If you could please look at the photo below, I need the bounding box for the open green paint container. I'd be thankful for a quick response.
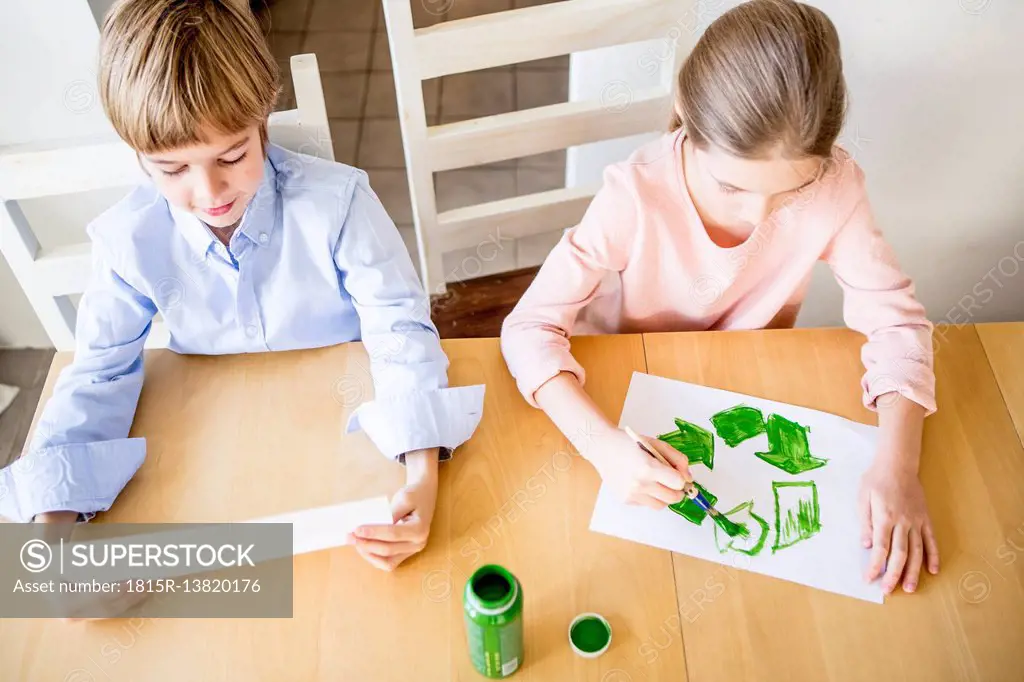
[568,613,612,658]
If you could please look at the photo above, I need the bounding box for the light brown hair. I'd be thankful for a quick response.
[98,0,279,154]
[671,0,846,159]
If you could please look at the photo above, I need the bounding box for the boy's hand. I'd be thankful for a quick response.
[859,458,939,594]
[34,512,149,620]
[55,580,149,622]
[350,449,439,571]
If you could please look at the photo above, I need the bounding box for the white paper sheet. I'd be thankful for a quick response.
[590,372,884,603]
[58,496,395,583]
[247,495,394,556]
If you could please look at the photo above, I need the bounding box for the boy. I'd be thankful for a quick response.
[0,0,483,572]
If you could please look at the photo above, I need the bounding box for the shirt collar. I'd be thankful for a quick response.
[169,154,278,258]
[235,154,278,248]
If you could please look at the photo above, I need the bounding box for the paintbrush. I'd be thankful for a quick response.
[623,426,747,538]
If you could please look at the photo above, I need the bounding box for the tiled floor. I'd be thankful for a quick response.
[259,0,568,286]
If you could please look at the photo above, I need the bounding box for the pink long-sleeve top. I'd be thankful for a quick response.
[501,132,936,414]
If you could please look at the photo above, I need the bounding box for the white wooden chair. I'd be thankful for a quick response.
[0,54,332,352]
[382,0,694,295]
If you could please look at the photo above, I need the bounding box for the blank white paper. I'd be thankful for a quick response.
[248,495,394,556]
[589,372,884,604]
[57,496,396,583]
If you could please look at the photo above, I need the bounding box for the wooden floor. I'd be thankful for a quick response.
[0,349,55,468]
[431,266,539,339]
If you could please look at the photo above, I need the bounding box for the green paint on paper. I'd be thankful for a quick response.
[710,405,766,447]
[712,512,748,539]
[570,616,611,653]
[714,501,770,556]
[668,482,717,525]
[772,481,822,552]
[755,414,827,475]
[658,418,715,470]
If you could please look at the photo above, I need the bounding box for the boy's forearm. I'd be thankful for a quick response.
[405,448,440,483]
[533,372,615,462]
[34,510,80,523]
[873,392,926,474]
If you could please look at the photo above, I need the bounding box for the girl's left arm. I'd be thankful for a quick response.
[823,172,939,595]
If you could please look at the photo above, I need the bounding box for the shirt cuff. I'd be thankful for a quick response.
[514,352,586,409]
[345,385,485,461]
[862,370,937,416]
[0,438,146,523]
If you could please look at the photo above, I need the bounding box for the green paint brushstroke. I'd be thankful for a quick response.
[668,482,717,525]
[667,483,746,539]
[713,512,748,538]
[710,405,766,447]
[658,418,715,470]
[713,501,770,556]
[772,481,822,552]
[755,414,827,475]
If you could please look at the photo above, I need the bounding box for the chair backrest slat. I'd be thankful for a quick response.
[427,89,673,172]
[436,185,599,253]
[383,0,692,292]
[415,0,684,80]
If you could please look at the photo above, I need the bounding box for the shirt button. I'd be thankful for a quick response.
[245,324,258,338]
[258,232,269,245]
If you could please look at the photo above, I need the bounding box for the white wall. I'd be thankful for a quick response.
[569,0,1024,329]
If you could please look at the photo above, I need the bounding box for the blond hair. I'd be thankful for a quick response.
[98,0,279,154]
[671,0,846,159]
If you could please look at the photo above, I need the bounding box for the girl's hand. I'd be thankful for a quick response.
[859,459,939,594]
[531,373,690,508]
[350,449,439,571]
[590,429,692,509]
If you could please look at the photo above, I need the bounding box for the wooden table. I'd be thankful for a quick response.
[976,322,1024,443]
[1,325,1022,681]
[644,325,1024,682]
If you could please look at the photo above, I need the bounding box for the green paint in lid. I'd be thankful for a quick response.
[568,613,612,658]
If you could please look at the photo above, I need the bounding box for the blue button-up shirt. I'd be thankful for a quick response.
[0,145,485,523]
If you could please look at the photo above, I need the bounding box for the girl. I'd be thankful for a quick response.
[0,0,484,573]
[501,0,938,595]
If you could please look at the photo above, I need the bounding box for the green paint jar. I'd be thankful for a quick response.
[463,564,523,678]
[568,613,612,658]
